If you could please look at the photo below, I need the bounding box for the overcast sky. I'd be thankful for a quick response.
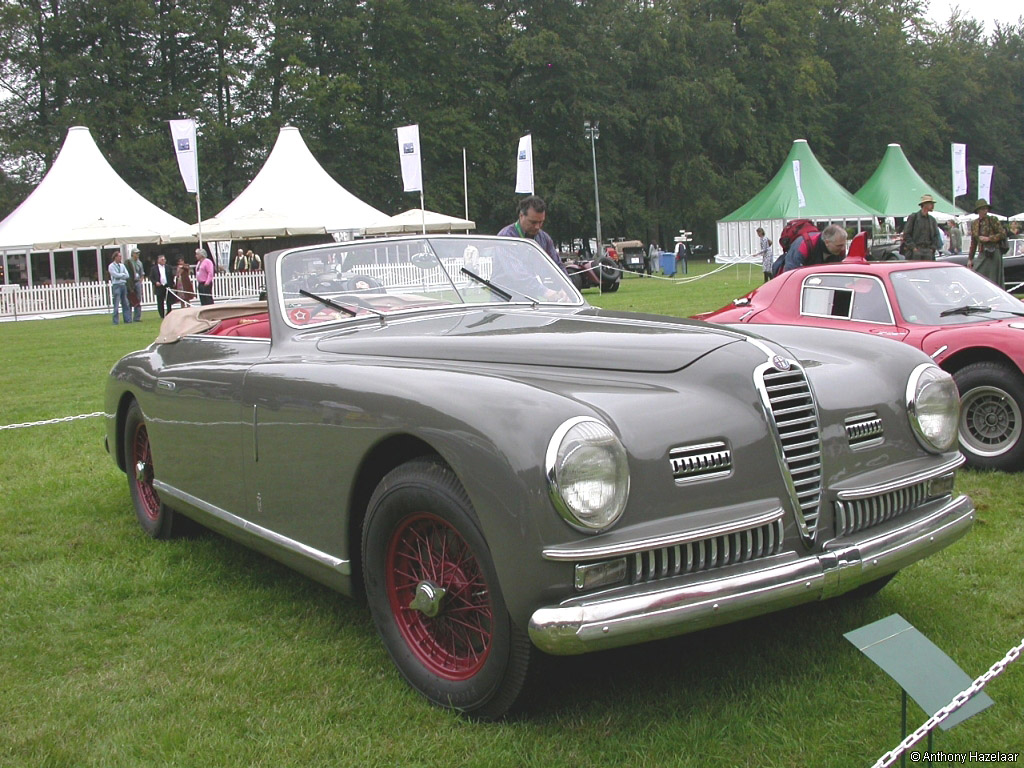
[924,0,1023,32]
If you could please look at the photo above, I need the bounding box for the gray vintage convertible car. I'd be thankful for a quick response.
[105,235,975,718]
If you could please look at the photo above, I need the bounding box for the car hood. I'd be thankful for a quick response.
[919,316,1024,353]
[314,307,742,373]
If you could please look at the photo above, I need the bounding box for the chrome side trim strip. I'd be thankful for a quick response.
[542,507,785,561]
[835,455,963,501]
[153,480,350,574]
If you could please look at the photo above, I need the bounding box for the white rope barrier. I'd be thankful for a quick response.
[573,259,744,286]
[0,412,105,431]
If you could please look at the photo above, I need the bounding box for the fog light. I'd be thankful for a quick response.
[926,472,956,498]
[574,558,628,591]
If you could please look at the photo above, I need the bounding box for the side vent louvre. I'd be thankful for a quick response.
[669,441,731,483]
[845,413,884,449]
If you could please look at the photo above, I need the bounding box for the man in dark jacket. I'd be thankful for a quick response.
[901,194,942,260]
[780,225,847,273]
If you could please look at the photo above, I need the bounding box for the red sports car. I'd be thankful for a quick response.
[698,232,1024,471]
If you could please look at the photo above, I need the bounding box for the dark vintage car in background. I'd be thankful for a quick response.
[698,232,1024,471]
[940,237,1024,289]
[562,251,621,292]
[106,235,974,718]
[612,239,649,275]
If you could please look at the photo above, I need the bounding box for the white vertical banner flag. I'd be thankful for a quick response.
[793,160,806,208]
[952,143,967,198]
[978,165,994,203]
[396,124,422,193]
[168,119,199,194]
[515,134,534,194]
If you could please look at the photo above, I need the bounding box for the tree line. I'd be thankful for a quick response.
[1,0,1021,249]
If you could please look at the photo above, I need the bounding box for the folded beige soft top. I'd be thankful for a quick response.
[154,301,269,344]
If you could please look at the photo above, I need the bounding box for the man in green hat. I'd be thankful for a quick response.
[968,199,1008,287]
[901,194,941,260]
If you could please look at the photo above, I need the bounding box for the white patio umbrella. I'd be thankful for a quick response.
[362,208,475,236]
[33,216,173,249]
[163,208,330,243]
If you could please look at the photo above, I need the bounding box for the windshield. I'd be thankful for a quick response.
[891,266,1024,326]
[276,236,581,328]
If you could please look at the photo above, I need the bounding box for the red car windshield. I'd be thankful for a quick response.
[890,267,1024,326]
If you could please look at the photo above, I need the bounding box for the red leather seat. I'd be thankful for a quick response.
[213,314,271,338]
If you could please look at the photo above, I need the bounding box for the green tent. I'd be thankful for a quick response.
[715,139,880,262]
[854,144,964,217]
[721,139,881,222]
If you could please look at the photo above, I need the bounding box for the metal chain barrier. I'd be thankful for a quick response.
[870,636,1024,768]
[0,412,105,431]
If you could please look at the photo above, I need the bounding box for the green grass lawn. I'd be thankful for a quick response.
[1,265,1021,767]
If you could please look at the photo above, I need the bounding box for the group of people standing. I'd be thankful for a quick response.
[233,248,263,271]
[108,247,220,325]
[756,193,1011,287]
[900,194,1008,286]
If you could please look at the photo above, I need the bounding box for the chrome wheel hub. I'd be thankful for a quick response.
[409,580,446,617]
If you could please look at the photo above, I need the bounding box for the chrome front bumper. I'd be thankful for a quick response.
[528,494,974,655]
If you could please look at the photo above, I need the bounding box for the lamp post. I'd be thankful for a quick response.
[584,120,602,257]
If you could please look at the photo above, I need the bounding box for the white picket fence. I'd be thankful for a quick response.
[0,273,267,319]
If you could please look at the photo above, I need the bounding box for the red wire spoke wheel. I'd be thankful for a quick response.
[385,512,493,680]
[363,459,533,718]
[130,419,161,522]
[123,400,186,539]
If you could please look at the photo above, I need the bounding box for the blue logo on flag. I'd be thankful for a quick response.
[518,150,527,160]
[402,142,415,155]
[177,138,191,151]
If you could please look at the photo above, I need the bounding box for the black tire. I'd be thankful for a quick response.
[362,459,533,719]
[598,258,620,292]
[953,361,1024,471]
[598,256,619,285]
[844,572,897,599]
[566,268,586,291]
[124,400,187,538]
[344,273,385,294]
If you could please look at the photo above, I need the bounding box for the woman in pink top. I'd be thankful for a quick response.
[195,248,215,305]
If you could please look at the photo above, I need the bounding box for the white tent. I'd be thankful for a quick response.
[362,208,475,235]
[168,126,385,242]
[0,126,189,251]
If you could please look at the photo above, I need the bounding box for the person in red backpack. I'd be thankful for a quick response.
[779,224,848,274]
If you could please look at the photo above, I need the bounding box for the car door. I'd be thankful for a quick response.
[145,336,268,516]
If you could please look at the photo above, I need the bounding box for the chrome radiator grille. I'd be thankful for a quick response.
[835,481,929,536]
[629,518,785,584]
[758,364,823,540]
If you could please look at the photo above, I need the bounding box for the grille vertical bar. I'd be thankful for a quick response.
[628,518,785,584]
[835,482,930,536]
[758,364,824,541]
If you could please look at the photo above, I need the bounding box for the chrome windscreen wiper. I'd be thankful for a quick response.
[460,267,514,302]
[939,304,992,317]
[298,288,387,324]
[939,304,1024,318]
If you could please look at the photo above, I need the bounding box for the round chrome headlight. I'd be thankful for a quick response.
[907,363,959,453]
[546,417,630,533]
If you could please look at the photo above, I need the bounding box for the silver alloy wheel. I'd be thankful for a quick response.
[959,384,1023,457]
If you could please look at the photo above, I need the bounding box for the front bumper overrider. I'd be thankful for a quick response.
[528,494,974,655]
